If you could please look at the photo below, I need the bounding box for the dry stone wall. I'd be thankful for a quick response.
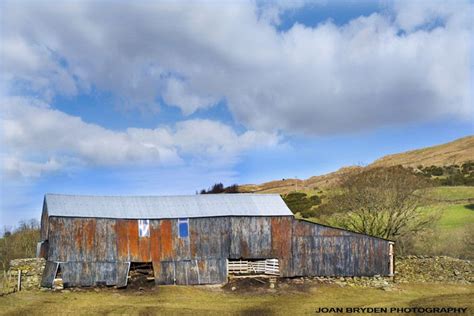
[0,256,471,295]
[1,258,46,294]
[395,256,473,284]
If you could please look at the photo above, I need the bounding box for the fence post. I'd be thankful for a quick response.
[17,270,21,292]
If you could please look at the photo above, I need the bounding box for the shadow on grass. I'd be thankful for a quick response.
[408,293,473,316]
[240,307,275,316]
[464,204,474,211]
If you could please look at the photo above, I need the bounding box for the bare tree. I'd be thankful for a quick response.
[329,166,436,241]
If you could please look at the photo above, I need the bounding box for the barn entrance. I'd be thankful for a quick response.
[227,259,280,277]
[127,262,155,289]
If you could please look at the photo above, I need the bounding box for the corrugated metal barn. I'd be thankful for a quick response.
[39,193,394,288]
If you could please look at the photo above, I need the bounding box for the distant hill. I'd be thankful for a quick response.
[238,136,474,194]
[370,136,474,168]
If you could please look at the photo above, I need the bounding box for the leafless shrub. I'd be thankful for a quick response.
[327,166,437,251]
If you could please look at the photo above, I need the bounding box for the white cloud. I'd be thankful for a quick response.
[1,0,472,135]
[3,156,63,178]
[163,78,217,115]
[1,97,279,178]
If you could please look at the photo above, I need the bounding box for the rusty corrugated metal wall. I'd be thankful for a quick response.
[290,220,390,276]
[43,215,391,287]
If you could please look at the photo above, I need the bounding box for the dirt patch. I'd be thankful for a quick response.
[126,274,155,291]
[222,277,317,294]
[125,262,156,292]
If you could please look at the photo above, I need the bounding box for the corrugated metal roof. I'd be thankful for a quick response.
[44,193,293,219]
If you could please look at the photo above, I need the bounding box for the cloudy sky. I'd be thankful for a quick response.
[1,0,473,227]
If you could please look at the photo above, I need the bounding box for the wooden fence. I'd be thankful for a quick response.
[227,259,279,275]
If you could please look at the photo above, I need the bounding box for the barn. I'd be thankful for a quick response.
[39,193,394,288]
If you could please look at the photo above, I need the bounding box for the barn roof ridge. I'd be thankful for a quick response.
[43,193,293,219]
[45,192,283,198]
[296,218,395,242]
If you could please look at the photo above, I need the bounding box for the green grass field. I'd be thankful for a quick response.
[413,186,473,257]
[0,283,473,315]
[437,204,474,230]
[422,186,474,201]
[418,186,473,232]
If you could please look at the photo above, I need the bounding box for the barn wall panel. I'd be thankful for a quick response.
[83,219,96,262]
[47,218,59,261]
[160,220,173,261]
[271,217,292,276]
[155,261,175,285]
[290,219,392,277]
[97,262,114,286]
[116,219,129,261]
[152,258,227,285]
[79,262,93,287]
[189,217,231,260]
[175,260,197,285]
[72,219,83,262]
[127,220,140,261]
[173,219,191,261]
[106,219,117,262]
[94,219,108,261]
[41,261,59,288]
[230,217,272,259]
[64,219,76,262]
[60,262,81,287]
[197,258,227,284]
[117,262,130,288]
[150,220,161,262]
[61,262,120,287]
[40,207,49,241]
[138,232,151,262]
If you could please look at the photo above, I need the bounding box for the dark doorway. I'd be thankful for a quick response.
[127,262,155,289]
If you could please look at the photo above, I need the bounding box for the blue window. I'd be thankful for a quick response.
[178,218,189,238]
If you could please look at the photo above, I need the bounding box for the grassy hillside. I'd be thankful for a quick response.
[437,204,473,230]
[371,136,474,168]
[414,186,473,258]
[238,136,473,193]
[416,186,474,232]
[422,186,474,202]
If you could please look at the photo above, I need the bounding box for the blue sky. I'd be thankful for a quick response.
[1,0,473,227]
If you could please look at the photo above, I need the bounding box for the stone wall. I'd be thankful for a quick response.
[0,256,471,294]
[1,258,46,294]
[395,256,473,284]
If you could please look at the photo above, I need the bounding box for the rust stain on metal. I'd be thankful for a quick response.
[83,219,96,260]
[160,220,173,260]
[271,217,292,259]
[128,220,139,260]
[150,221,161,262]
[320,227,343,237]
[240,240,249,258]
[198,260,205,271]
[293,220,312,236]
[115,219,129,260]
[73,219,83,260]
[139,234,151,262]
